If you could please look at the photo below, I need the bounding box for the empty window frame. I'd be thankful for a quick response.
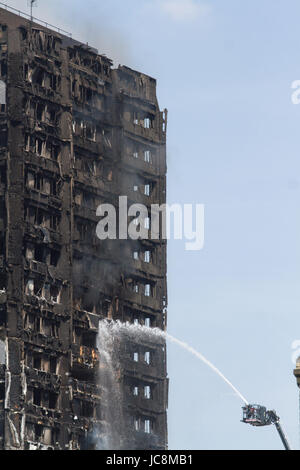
[33,424,58,446]
[25,279,34,295]
[35,138,60,160]
[0,128,7,146]
[43,177,51,195]
[0,80,6,105]
[132,349,152,365]
[31,67,61,93]
[27,172,35,189]
[0,60,7,79]
[29,174,57,195]
[50,357,57,374]
[144,217,150,230]
[144,418,151,434]
[33,388,42,406]
[25,206,59,231]
[34,245,47,263]
[72,118,97,142]
[133,352,139,362]
[33,354,42,370]
[144,385,151,399]
[144,184,150,197]
[144,351,151,365]
[50,249,60,267]
[50,285,61,303]
[32,67,45,87]
[143,118,152,129]
[0,382,4,401]
[144,150,151,163]
[81,400,94,418]
[42,283,50,301]
[82,331,96,348]
[86,122,96,141]
[134,417,140,431]
[25,134,32,152]
[36,102,45,121]
[24,312,39,331]
[45,105,57,124]
[43,426,53,446]
[144,284,151,297]
[34,423,43,441]
[133,283,139,294]
[133,113,139,125]
[41,318,58,337]
[48,392,58,410]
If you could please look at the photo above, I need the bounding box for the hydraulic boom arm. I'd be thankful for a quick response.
[268,411,290,451]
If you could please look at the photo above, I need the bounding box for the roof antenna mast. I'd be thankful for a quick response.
[29,0,37,23]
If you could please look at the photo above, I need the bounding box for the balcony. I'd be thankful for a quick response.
[118,287,162,311]
[24,221,62,245]
[122,355,166,381]
[24,366,61,388]
[73,134,103,156]
[73,203,99,223]
[25,259,47,276]
[25,403,62,422]
[73,171,118,197]
[25,188,61,211]
[126,392,165,414]
[24,152,60,175]
[22,329,63,350]
[23,297,65,319]
[125,257,162,279]
[71,344,99,379]
[122,153,162,177]
[23,81,62,102]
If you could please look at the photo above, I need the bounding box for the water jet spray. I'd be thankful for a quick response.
[97,320,291,450]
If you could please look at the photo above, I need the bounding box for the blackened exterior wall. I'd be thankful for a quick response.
[0,7,167,450]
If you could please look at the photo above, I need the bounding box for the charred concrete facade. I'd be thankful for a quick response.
[0,8,167,450]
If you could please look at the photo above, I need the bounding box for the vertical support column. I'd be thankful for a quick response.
[5,26,25,450]
[56,46,73,449]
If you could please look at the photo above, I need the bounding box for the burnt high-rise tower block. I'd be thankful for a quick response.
[0,6,167,450]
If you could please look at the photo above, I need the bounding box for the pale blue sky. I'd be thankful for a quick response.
[6,0,300,449]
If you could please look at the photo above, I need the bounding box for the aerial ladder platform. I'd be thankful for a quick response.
[242,404,290,450]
